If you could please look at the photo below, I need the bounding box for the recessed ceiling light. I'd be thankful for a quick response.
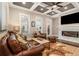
[52,12,54,14]
[52,5,57,8]
[64,7,68,10]
[22,2,26,4]
[40,8,43,11]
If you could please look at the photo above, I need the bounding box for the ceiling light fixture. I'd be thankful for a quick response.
[52,12,54,14]
[40,8,43,11]
[52,5,57,8]
[22,2,26,4]
[64,7,68,10]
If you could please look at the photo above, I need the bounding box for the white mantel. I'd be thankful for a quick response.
[58,23,79,43]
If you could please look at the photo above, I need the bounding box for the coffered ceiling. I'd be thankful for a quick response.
[58,3,75,12]
[10,2,79,18]
[34,5,49,13]
[13,2,34,9]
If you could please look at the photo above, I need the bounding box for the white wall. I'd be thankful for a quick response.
[45,17,53,35]
[52,8,79,43]
[0,2,7,31]
[61,23,79,31]
[2,3,7,30]
[52,7,79,36]
[8,6,53,36]
[60,8,79,38]
[0,3,2,30]
[52,16,61,37]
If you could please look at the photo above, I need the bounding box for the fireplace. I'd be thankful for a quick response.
[62,31,79,38]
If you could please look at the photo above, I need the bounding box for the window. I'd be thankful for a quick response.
[19,13,30,35]
[35,16,43,32]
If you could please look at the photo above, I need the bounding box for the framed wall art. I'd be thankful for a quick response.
[31,21,35,27]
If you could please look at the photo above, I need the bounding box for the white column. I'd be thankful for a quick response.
[1,2,7,30]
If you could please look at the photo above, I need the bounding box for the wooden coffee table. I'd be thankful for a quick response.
[27,38,50,49]
[18,36,50,49]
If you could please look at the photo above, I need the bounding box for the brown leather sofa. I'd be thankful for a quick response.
[0,32,45,56]
[17,45,44,56]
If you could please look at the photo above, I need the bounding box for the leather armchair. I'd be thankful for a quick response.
[48,36,57,43]
[33,32,46,39]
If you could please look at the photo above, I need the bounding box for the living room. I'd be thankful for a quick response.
[0,2,79,56]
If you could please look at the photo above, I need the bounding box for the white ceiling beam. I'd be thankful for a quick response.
[71,2,79,8]
[51,10,62,17]
[44,8,61,15]
[44,9,52,14]
[59,2,70,6]
[53,9,61,13]
[39,3,48,7]
[52,14,61,18]
[61,7,79,16]
[30,2,41,11]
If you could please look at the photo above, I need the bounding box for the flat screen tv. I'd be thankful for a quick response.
[61,12,79,24]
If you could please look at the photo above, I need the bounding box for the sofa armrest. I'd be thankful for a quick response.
[16,45,44,56]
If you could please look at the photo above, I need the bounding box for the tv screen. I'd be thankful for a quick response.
[61,12,79,24]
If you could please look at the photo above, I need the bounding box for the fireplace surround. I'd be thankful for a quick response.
[62,31,79,38]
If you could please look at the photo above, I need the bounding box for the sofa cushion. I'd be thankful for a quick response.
[0,44,6,56]
[7,39,23,54]
[0,41,12,56]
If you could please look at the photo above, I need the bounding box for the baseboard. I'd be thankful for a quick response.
[57,39,79,47]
